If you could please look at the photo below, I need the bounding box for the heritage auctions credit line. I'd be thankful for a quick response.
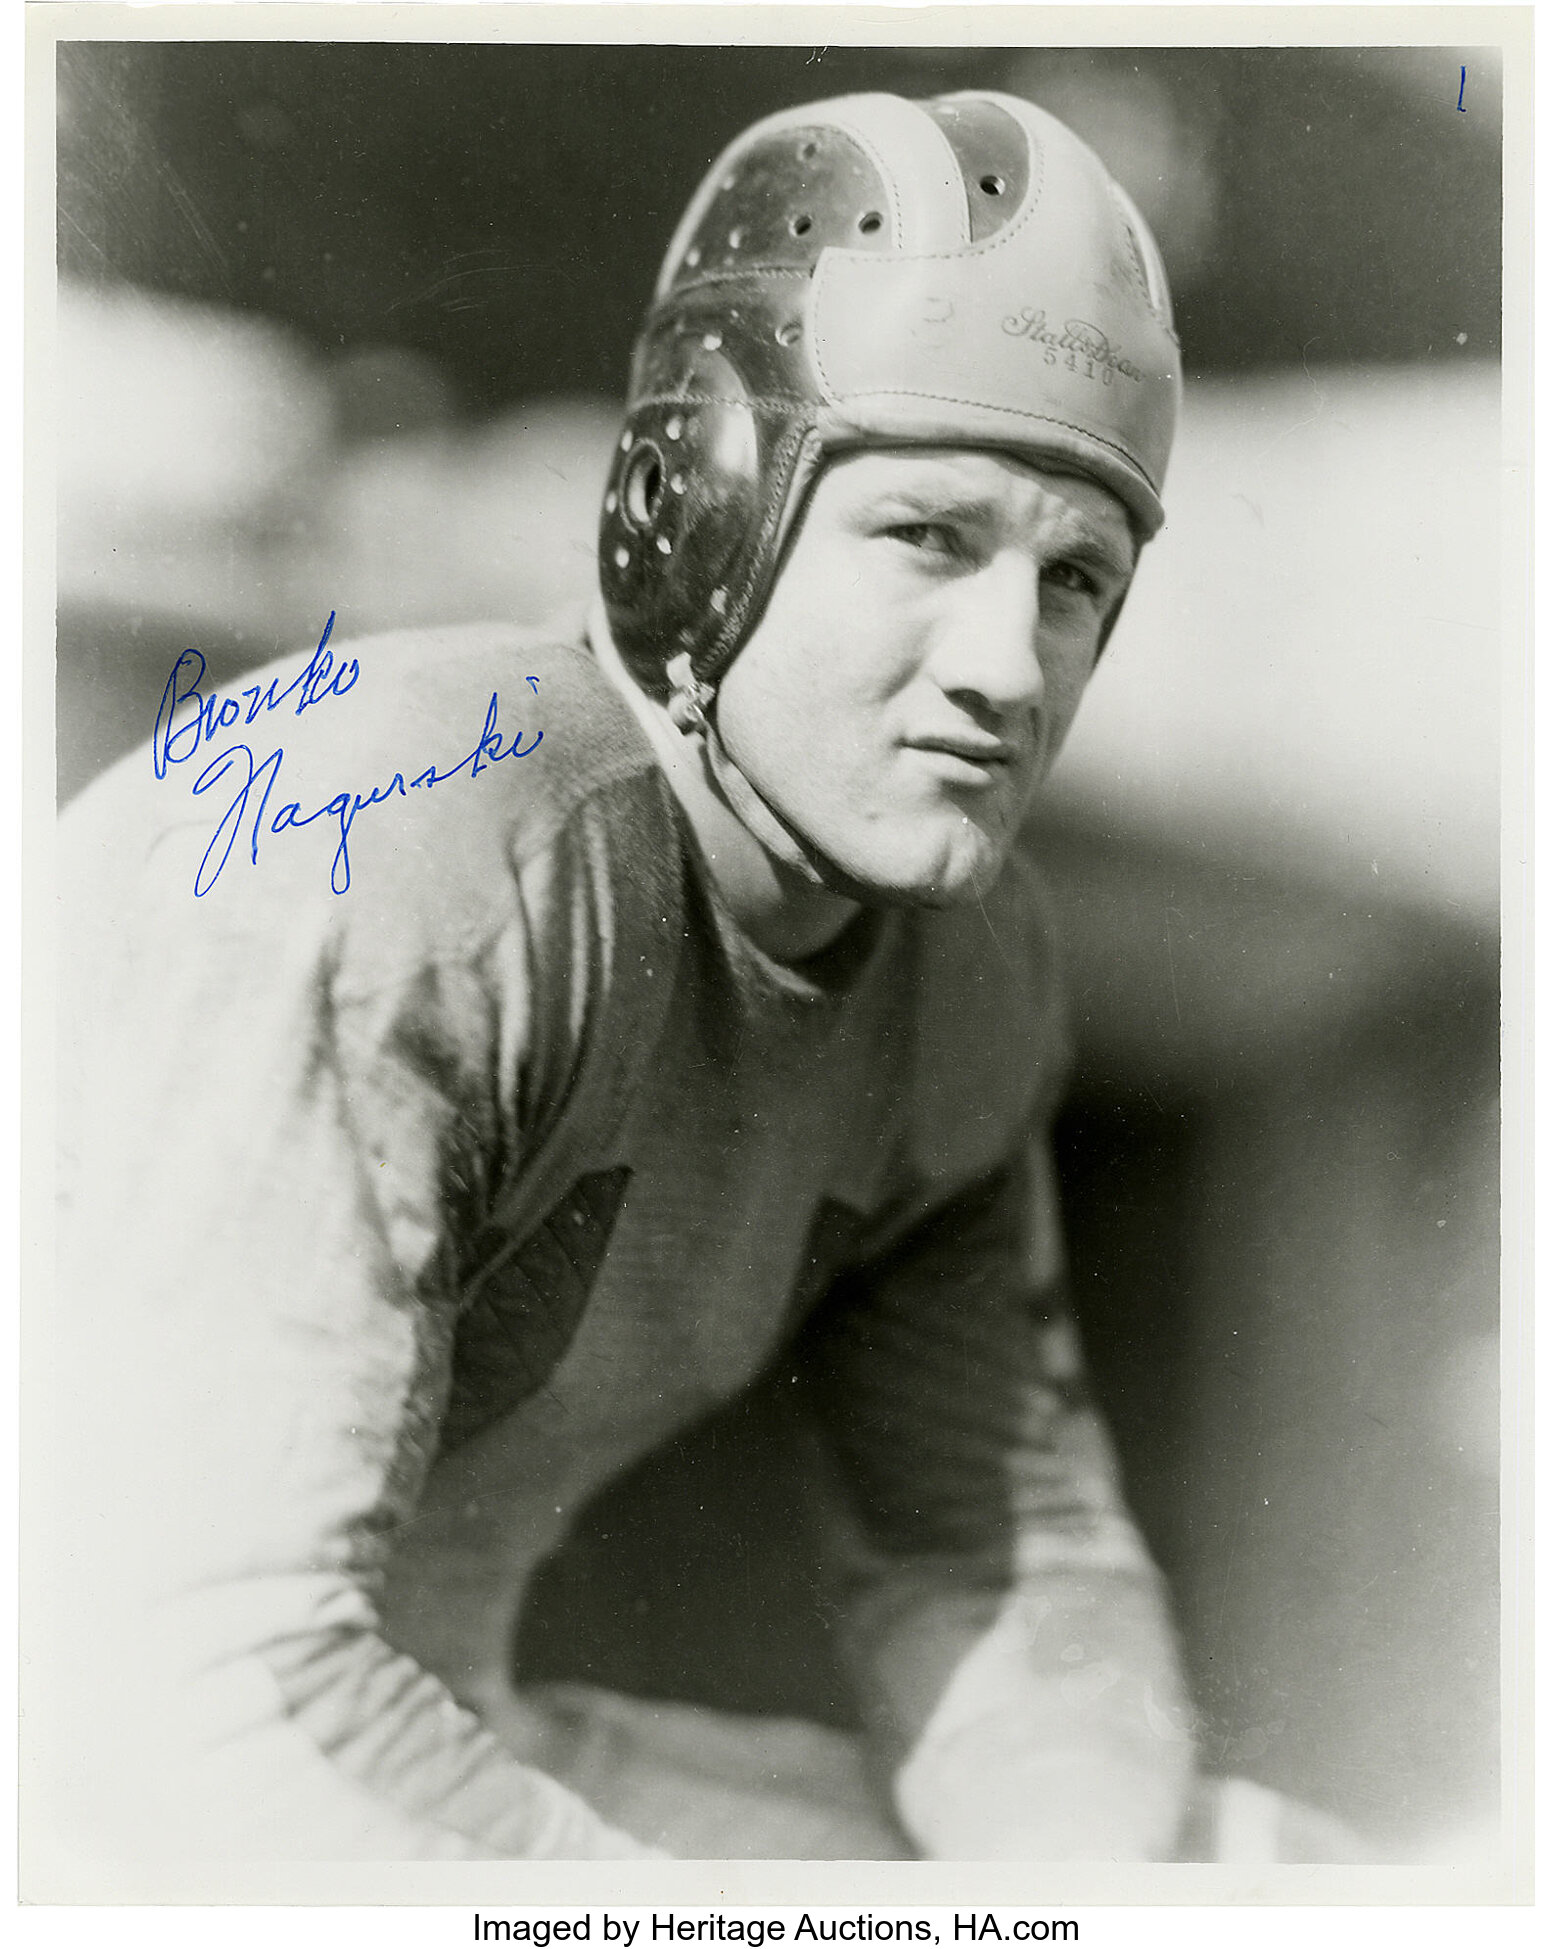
[471,1917,1078,1946]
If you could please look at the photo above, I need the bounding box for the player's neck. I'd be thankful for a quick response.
[589,604,860,964]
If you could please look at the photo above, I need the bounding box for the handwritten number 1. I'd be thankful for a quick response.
[1458,67,1467,111]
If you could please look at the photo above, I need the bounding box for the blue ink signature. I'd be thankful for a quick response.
[154,612,359,780]
[154,617,543,897]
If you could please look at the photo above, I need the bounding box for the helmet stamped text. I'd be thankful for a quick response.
[1001,308,1145,384]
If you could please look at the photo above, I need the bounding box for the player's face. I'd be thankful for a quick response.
[714,448,1136,906]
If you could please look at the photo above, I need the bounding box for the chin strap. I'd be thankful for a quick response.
[664,648,830,886]
[701,719,831,889]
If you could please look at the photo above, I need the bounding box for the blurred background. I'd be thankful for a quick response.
[55,39,1505,1862]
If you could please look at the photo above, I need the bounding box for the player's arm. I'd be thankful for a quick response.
[795,1143,1197,1862]
[44,803,659,1866]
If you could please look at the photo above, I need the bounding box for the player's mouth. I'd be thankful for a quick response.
[904,733,1024,785]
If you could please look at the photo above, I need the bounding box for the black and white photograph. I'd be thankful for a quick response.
[24,1,1528,1913]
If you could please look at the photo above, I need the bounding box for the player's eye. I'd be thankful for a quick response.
[1042,558,1103,599]
[883,521,963,560]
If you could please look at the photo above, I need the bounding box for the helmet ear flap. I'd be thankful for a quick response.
[600,396,821,702]
[618,440,667,533]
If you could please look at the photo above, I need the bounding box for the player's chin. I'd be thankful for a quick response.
[844,819,1018,910]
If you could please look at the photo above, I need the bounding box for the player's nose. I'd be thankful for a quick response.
[928,553,1045,720]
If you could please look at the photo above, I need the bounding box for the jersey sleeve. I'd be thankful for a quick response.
[794,1138,1199,1861]
[42,767,664,1869]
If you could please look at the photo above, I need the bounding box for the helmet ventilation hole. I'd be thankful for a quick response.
[685,245,702,269]
[619,430,633,452]
[858,210,883,234]
[664,415,684,442]
[979,173,1006,196]
[613,546,630,570]
[727,227,744,250]
[701,331,723,352]
[790,213,813,237]
[656,535,673,556]
[670,473,687,494]
[709,587,729,615]
[603,490,618,514]
[775,320,801,347]
[622,444,665,527]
